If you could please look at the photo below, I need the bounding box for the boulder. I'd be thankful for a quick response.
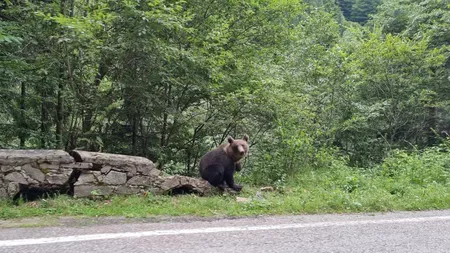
[102,171,127,185]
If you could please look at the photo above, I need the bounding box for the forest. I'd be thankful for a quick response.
[1,0,449,186]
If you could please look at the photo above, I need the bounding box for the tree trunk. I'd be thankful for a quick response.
[70,0,75,16]
[427,106,437,146]
[19,81,26,147]
[82,63,108,134]
[55,0,67,149]
[158,83,172,169]
[56,80,64,149]
[132,115,138,154]
[40,86,48,148]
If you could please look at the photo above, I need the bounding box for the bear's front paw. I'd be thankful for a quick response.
[233,184,243,192]
[217,184,227,191]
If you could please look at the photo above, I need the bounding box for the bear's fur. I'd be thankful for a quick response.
[199,135,249,192]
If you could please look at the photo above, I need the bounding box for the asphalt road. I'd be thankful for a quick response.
[1,210,450,253]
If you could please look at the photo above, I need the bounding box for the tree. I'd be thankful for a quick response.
[337,31,446,166]
[336,0,354,20]
[370,0,450,145]
[350,0,382,24]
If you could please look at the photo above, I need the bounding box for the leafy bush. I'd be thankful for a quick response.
[381,146,450,187]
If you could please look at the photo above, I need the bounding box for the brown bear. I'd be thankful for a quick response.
[199,135,249,192]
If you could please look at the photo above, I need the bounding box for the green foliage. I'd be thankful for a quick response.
[350,0,382,24]
[335,29,447,166]
[336,0,354,19]
[334,0,382,24]
[381,146,450,187]
[371,0,450,47]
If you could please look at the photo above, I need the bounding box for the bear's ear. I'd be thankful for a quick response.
[243,134,249,142]
[227,136,234,143]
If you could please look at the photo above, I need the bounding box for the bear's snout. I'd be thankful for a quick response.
[237,146,245,155]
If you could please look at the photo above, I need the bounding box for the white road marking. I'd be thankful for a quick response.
[1,215,450,247]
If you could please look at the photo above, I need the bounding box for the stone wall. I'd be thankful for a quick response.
[0,149,212,199]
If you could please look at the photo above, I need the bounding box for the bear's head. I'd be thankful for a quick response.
[225,134,249,162]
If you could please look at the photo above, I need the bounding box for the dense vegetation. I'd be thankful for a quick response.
[1,0,450,187]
